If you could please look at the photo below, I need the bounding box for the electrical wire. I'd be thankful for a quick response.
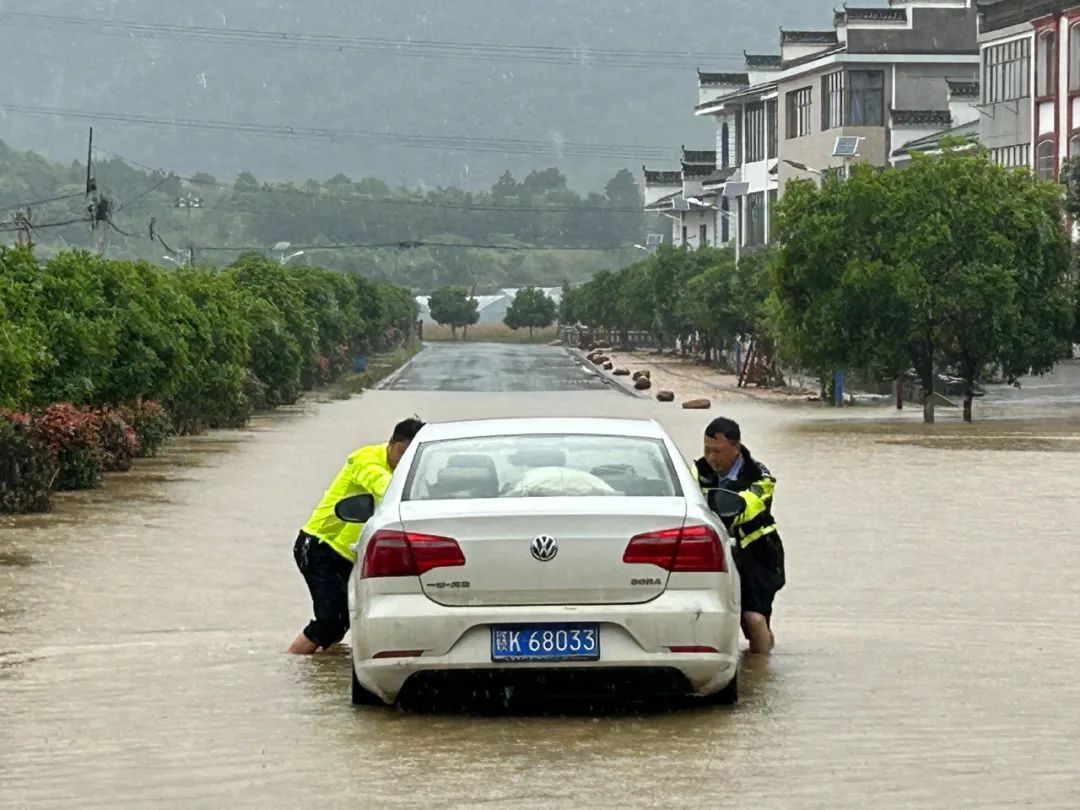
[1,102,675,161]
[0,10,746,70]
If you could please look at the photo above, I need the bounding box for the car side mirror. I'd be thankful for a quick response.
[334,494,376,524]
[707,488,745,519]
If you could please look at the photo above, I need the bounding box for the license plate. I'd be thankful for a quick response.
[490,624,600,662]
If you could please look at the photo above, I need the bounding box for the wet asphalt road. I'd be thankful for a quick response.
[384,342,612,392]
[3,343,1080,808]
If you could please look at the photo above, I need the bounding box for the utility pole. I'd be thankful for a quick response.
[176,192,202,265]
[85,127,107,255]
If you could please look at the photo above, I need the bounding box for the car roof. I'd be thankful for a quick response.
[416,417,670,442]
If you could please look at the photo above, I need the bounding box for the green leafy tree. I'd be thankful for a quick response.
[428,286,479,340]
[504,287,558,339]
[772,146,1074,422]
[0,247,47,407]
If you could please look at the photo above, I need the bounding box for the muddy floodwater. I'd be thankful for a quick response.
[3,344,1080,808]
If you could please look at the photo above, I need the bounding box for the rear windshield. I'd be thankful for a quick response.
[404,434,682,501]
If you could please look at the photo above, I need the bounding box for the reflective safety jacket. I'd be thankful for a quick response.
[692,447,780,550]
[302,444,393,563]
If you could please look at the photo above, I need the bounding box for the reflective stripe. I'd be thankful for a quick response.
[739,523,777,549]
[733,490,766,527]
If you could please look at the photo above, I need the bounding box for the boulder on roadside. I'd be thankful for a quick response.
[603,361,614,370]
[656,390,675,402]
[632,370,651,381]
[613,368,631,376]
[682,398,712,410]
[635,377,652,391]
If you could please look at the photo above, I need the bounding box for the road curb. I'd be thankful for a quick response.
[374,345,426,391]
[568,348,648,400]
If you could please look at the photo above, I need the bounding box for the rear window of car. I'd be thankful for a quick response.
[403,434,682,501]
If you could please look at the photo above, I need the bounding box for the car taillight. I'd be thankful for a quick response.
[361,530,465,578]
[622,525,726,572]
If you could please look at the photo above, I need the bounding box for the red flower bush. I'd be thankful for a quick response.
[97,408,141,472]
[29,403,103,491]
[0,410,58,513]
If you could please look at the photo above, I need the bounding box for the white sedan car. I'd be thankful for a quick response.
[338,417,742,706]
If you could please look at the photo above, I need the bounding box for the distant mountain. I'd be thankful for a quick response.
[0,0,833,189]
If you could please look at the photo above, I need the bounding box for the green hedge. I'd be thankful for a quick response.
[0,246,417,513]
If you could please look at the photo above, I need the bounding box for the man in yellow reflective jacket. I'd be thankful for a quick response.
[694,417,785,655]
[287,417,425,655]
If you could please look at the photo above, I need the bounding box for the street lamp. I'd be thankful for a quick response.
[280,250,306,266]
[721,182,749,265]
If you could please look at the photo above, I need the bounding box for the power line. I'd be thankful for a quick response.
[1,190,86,212]
[195,239,631,253]
[0,10,746,70]
[1,102,674,161]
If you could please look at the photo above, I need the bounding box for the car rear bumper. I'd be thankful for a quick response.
[351,590,741,703]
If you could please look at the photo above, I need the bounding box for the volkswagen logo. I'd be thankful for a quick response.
[530,535,558,562]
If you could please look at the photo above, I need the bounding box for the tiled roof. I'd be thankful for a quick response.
[977,0,1065,34]
[644,190,680,210]
[682,148,717,164]
[892,119,979,157]
[643,168,682,186]
[698,70,750,87]
[835,7,907,25]
[703,167,737,186]
[781,43,848,70]
[946,79,979,99]
[745,53,783,69]
[780,30,840,45]
[892,109,953,127]
[682,162,715,179]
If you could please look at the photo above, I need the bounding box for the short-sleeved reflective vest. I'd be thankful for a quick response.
[692,447,780,550]
[302,444,393,563]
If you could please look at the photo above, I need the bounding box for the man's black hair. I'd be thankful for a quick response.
[704,417,741,442]
[392,417,425,443]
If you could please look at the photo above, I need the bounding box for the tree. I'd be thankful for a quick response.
[504,287,558,340]
[771,145,1075,422]
[428,286,479,340]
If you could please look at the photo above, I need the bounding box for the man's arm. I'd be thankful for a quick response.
[350,461,393,503]
[732,475,775,527]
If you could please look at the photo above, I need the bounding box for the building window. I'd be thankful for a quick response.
[983,38,1031,103]
[721,122,730,168]
[720,197,730,243]
[734,111,743,166]
[1037,31,1055,98]
[766,99,778,159]
[767,190,778,243]
[746,192,766,246]
[786,87,813,139]
[700,224,709,247]
[823,71,844,130]
[746,103,766,162]
[848,71,884,126]
[989,143,1030,168]
[1070,26,1080,92]
[1071,135,1080,160]
[1037,140,1056,180]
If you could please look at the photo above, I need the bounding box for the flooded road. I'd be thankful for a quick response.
[3,344,1080,808]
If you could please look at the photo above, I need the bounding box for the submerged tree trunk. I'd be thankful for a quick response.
[963,391,974,423]
[451,325,458,341]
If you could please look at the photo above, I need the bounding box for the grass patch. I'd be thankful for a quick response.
[327,342,423,399]
[422,323,559,344]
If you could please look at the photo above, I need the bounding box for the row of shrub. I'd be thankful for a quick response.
[0,246,417,513]
[0,402,172,512]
